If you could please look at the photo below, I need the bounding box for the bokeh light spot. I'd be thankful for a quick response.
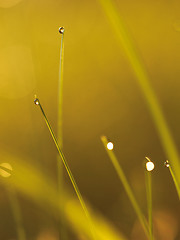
[146,161,155,171]
[0,162,13,178]
[107,142,114,150]
[0,45,35,99]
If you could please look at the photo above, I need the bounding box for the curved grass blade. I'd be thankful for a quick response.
[1,150,127,240]
[98,0,180,190]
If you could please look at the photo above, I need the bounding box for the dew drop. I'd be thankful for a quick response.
[34,98,40,105]
[59,27,65,34]
[107,142,114,150]
[146,161,155,171]
[164,160,170,168]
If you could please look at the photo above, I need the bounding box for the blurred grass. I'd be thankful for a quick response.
[98,0,180,191]
[145,165,153,240]
[6,186,26,240]
[168,164,180,200]
[0,150,127,240]
[57,28,65,148]
[57,27,67,240]
[101,136,149,238]
[35,98,97,240]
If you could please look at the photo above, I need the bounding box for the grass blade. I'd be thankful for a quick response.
[7,185,26,240]
[98,0,180,190]
[34,97,97,240]
[145,157,154,240]
[101,136,149,238]
[57,26,67,240]
[165,160,180,200]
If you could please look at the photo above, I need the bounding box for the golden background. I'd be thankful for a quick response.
[0,0,180,239]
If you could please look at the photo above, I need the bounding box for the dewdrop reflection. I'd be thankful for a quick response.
[164,160,170,168]
[59,27,65,34]
[146,161,155,172]
[34,98,40,105]
[107,142,114,150]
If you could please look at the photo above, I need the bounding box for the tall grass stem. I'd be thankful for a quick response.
[101,136,149,238]
[145,167,153,239]
[98,0,180,188]
[35,98,97,240]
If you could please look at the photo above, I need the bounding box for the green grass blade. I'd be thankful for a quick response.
[101,136,149,238]
[98,0,180,189]
[169,165,180,200]
[7,186,26,240]
[1,150,127,240]
[57,28,65,147]
[57,27,68,240]
[34,98,97,240]
[145,169,153,240]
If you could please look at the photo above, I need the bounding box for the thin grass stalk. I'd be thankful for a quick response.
[7,185,26,240]
[145,169,153,240]
[7,156,127,240]
[57,28,64,147]
[98,0,180,189]
[101,136,149,238]
[168,164,180,200]
[57,28,68,239]
[1,150,127,240]
[34,98,97,240]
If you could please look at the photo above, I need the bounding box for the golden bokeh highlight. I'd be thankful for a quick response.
[0,0,23,8]
[107,142,114,150]
[146,161,154,172]
[0,162,13,177]
[0,45,35,99]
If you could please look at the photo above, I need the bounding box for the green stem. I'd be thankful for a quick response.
[7,186,26,240]
[57,28,68,240]
[101,136,149,238]
[35,98,97,240]
[145,170,153,240]
[169,165,180,200]
[98,0,180,189]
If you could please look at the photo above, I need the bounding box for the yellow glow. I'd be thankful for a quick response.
[0,0,23,8]
[0,162,13,177]
[0,149,128,240]
[98,0,180,191]
[0,46,35,99]
[146,162,154,172]
[107,142,114,150]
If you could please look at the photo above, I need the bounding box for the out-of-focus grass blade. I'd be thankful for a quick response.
[65,198,127,240]
[101,136,149,238]
[34,98,97,240]
[165,161,180,200]
[145,168,153,239]
[6,186,26,240]
[98,0,180,188]
[57,27,67,240]
[0,150,127,240]
[57,27,65,147]
[0,163,26,240]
